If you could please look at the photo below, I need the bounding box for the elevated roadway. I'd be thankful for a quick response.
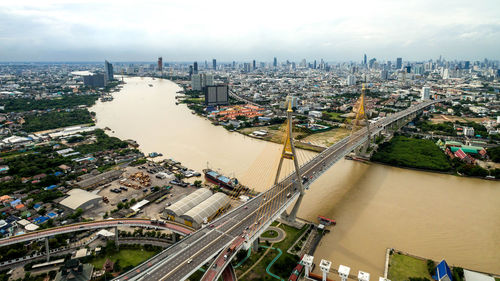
[0,218,193,247]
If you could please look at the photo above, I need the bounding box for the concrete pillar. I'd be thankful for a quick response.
[320,259,332,281]
[115,226,119,250]
[379,278,391,281]
[338,265,350,281]
[172,233,178,243]
[302,255,314,278]
[252,238,259,252]
[45,237,50,262]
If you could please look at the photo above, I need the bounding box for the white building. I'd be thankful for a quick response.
[347,75,356,86]
[421,87,431,101]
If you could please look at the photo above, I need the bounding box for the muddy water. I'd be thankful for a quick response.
[91,77,500,276]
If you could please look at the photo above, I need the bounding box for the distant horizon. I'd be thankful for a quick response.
[0,56,498,65]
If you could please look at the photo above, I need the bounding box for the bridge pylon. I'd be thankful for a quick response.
[274,100,305,223]
[351,84,372,156]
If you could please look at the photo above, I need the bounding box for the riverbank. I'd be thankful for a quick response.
[386,249,500,281]
[371,135,500,180]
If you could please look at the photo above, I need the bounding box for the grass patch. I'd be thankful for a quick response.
[261,230,278,238]
[322,111,345,122]
[90,249,157,270]
[388,253,433,281]
[372,135,452,172]
[235,223,307,281]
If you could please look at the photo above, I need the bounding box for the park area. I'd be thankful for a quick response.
[371,136,452,172]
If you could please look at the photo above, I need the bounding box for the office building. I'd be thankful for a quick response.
[189,65,193,79]
[396,57,402,69]
[191,74,202,91]
[364,54,367,65]
[157,57,163,71]
[193,62,198,74]
[243,63,251,73]
[380,70,389,80]
[204,85,229,106]
[252,60,256,70]
[273,57,277,68]
[83,73,106,88]
[212,59,216,70]
[191,73,214,91]
[347,75,356,86]
[421,87,430,101]
[104,60,114,81]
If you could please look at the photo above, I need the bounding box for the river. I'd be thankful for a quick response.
[90,77,500,276]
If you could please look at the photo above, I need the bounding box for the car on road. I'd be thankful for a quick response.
[187,258,193,264]
[210,224,215,228]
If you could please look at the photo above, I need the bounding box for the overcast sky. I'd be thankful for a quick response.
[1,0,499,62]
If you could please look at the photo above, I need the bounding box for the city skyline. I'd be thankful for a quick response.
[1,0,499,62]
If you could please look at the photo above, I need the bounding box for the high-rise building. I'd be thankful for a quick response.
[380,70,389,80]
[191,73,213,91]
[204,85,229,106]
[252,60,256,70]
[104,60,114,81]
[212,59,216,70]
[243,63,251,73]
[421,87,431,101]
[396,58,402,69]
[193,62,198,74]
[157,57,163,71]
[364,54,367,65]
[83,73,106,88]
[347,75,356,86]
[189,65,193,79]
[273,57,277,68]
[313,60,317,69]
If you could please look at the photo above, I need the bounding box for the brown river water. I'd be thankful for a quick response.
[90,77,500,277]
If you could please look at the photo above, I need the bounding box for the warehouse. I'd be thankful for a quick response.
[74,170,123,189]
[181,192,230,228]
[164,188,212,221]
[59,189,102,211]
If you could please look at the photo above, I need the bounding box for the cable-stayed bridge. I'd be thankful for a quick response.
[113,95,451,281]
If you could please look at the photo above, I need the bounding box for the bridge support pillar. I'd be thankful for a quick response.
[115,226,119,250]
[302,255,314,278]
[172,233,178,243]
[286,192,304,223]
[45,237,50,262]
[252,238,259,252]
[338,265,351,281]
[320,259,332,281]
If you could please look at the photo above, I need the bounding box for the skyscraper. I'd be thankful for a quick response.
[193,62,198,74]
[157,57,163,71]
[421,87,430,101]
[313,60,317,69]
[104,60,114,81]
[364,54,367,66]
[396,58,402,69]
[252,60,256,70]
[212,59,216,70]
[273,57,277,68]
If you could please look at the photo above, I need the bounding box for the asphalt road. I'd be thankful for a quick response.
[0,218,192,247]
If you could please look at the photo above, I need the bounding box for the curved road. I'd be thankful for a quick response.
[0,218,193,247]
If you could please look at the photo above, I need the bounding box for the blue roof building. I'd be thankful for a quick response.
[434,260,453,281]
[45,185,58,191]
[10,199,22,207]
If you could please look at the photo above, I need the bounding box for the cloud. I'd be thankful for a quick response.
[0,0,499,61]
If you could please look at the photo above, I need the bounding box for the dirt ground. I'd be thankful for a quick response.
[430,114,491,124]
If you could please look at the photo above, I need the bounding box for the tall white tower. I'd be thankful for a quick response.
[421,87,431,101]
[319,259,332,281]
[338,265,351,281]
[302,255,314,277]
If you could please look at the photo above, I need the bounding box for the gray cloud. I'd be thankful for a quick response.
[0,0,499,62]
